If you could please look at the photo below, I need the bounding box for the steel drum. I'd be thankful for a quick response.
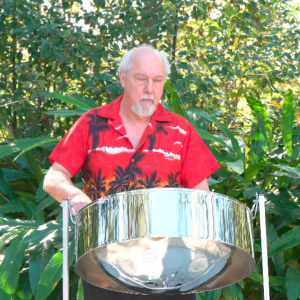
[75,188,255,295]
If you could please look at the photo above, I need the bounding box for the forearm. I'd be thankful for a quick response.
[43,167,85,203]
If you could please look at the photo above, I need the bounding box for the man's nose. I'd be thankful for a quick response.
[144,79,154,93]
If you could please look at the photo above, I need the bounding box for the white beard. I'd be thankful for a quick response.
[131,95,157,117]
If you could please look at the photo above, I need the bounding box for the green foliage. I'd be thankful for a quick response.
[0,0,299,299]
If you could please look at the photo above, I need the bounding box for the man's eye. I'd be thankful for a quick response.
[154,79,163,84]
[137,77,146,81]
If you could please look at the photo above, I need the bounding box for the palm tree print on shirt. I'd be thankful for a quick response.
[128,151,146,180]
[106,165,130,195]
[83,169,107,201]
[87,114,110,150]
[131,171,162,190]
[164,172,180,187]
[148,123,168,150]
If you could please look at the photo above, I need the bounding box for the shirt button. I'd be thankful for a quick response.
[131,159,134,162]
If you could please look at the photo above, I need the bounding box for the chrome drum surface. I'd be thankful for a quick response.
[75,188,255,295]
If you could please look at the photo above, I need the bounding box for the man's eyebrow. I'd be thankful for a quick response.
[133,72,147,77]
[133,73,164,78]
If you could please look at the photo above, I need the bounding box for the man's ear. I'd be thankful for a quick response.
[119,71,125,88]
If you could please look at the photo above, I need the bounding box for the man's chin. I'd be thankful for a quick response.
[131,103,157,117]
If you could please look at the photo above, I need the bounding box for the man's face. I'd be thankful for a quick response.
[120,51,166,117]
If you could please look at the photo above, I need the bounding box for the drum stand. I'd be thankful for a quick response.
[62,194,270,300]
[62,199,70,300]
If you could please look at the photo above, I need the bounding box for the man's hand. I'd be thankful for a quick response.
[193,178,209,191]
[70,194,92,214]
[44,162,93,213]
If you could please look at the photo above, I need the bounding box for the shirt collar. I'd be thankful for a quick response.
[96,94,173,123]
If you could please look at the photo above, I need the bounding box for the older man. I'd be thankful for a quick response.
[44,44,220,300]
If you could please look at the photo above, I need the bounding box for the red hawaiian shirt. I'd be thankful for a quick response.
[49,95,220,201]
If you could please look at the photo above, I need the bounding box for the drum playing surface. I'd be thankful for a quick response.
[75,188,255,295]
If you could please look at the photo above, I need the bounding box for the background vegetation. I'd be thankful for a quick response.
[0,0,299,299]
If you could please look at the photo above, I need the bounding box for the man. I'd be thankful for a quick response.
[44,44,220,300]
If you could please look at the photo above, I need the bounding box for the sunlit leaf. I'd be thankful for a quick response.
[47,93,97,110]
[76,279,84,300]
[0,229,24,252]
[0,138,60,159]
[29,240,55,296]
[282,91,296,157]
[35,251,63,300]
[164,81,184,117]
[45,107,87,117]
[246,97,273,151]
[13,271,32,300]
[0,231,27,300]
[226,159,244,175]
[35,240,75,300]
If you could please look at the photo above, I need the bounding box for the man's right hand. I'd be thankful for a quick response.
[44,162,93,215]
[70,194,92,214]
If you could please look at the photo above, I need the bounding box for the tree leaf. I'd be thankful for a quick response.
[13,271,32,300]
[0,231,27,300]
[0,200,22,214]
[0,138,60,159]
[266,221,285,276]
[226,159,244,175]
[47,93,96,110]
[23,152,44,186]
[0,169,17,201]
[246,97,273,151]
[35,251,63,300]
[243,162,268,182]
[29,240,55,297]
[35,240,75,300]
[0,229,24,252]
[196,129,234,151]
[45,108,87,117]
[248,271,263,284]
[23,221,61,250]
[1,169,34,181]
[0,217,42,229]
[164,81,184,117]
[282,91,296,157]
[286,268,300,300]
[35,195,56,214]
[269,276,285,288]
[192,110,244,160]
[76,279,84,300]
[268,226,300,257]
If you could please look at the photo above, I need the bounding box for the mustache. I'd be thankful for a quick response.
[139,94,155,101]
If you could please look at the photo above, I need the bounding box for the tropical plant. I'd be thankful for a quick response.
[0,0,300,299]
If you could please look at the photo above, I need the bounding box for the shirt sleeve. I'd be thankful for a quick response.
[49,111,92,177]
[181,122,220,188]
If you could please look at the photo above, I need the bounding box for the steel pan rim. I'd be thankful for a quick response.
[77,187,251,216]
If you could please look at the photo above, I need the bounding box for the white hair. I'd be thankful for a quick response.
[118,44,170,82]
